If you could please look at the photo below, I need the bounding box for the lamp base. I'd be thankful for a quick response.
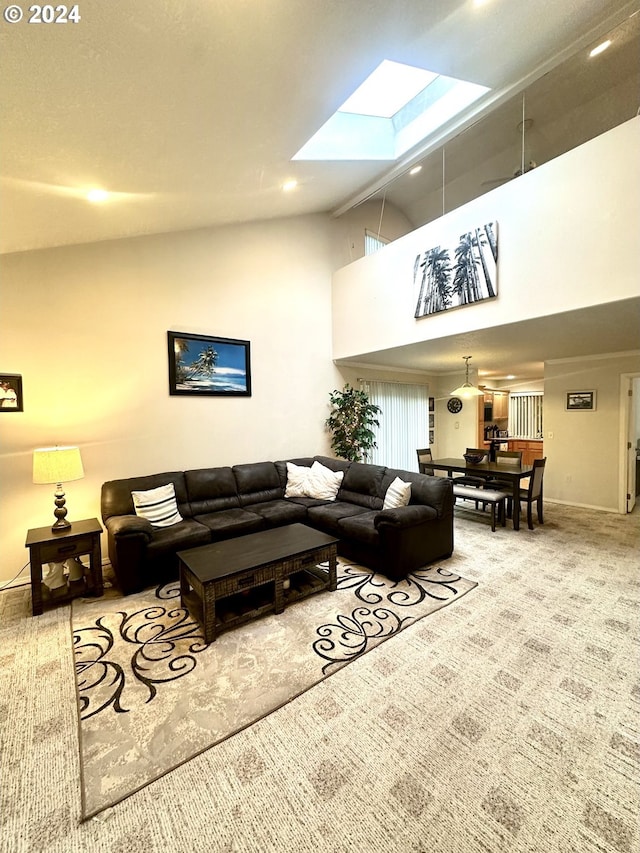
[52,483,71,531]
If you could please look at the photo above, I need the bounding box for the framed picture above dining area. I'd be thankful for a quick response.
[565,390,596,411]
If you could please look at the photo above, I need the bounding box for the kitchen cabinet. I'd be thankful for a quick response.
[508,440,544,467]
[493,391,509,419]
[478,391,509,445]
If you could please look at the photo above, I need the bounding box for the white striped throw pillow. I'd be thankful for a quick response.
[383,477,412,510]
[131,483,183,527]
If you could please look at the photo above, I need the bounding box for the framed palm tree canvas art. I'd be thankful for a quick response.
[414,221,498,318]
[167,331,252,397]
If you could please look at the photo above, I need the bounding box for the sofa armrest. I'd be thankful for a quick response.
[105,514,153,542]
[374,504,436,530]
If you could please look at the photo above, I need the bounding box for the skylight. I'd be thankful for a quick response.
[338,60,437,118]
[292,59,489,162]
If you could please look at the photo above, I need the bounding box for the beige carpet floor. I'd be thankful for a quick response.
[1,502,639,853]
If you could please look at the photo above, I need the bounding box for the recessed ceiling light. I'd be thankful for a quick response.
[589,40,611,57]
[506,374,516,380]
[282,180,298,192]
[86,189,109,203]
[409,165,422,175]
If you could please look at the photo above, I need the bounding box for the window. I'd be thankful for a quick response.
[509,393,543,438]
[364,230,389,256]
[361,380,429,471]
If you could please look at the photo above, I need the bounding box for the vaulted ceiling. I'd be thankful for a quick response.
[1,0,637,255]
[1,1,638,381]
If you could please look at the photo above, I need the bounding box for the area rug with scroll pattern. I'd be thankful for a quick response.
[71,560,476,819]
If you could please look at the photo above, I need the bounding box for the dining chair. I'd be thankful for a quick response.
[487,450,522,483]
[486,450,523,514]
[453,447,489,509]
[416,448,435,475]
[509,457,547,529]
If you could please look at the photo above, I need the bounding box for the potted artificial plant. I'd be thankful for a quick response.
[325,384,382,462]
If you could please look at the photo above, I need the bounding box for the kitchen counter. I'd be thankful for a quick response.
[482,438,544,466]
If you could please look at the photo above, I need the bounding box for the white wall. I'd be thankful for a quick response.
[332,118,639,360]
[0,214,349,585]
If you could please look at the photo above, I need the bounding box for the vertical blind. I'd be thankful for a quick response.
[361,380,429,471]
[508,392,543,438]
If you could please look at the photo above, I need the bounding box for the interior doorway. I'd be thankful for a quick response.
[620,374,640,513]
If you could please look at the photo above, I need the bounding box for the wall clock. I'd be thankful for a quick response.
[447,397,463,413]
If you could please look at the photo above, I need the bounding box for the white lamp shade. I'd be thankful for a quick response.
[33,446,84,485]
[450,383,484,398]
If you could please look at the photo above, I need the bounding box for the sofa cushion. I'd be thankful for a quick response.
[383,476,412,510]
[193,507,265,538]
[102,471,189,521]
[337,511,380,547]
[233,461,283,506]
[307,502,370,536]
[185,467,240,514]
[146,519,211,557]
[243,499,308,526]
[338,462,386,510]
[132,483,183,527]
[384,468,454,518]
[313,455,351,475]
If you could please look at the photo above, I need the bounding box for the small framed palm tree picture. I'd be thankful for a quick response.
[167,331,252,397]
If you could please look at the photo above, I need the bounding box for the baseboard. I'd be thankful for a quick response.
[544,498,619,514]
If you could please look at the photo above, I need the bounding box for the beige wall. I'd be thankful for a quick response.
[544,353,640,512]
[334,199,414,265]
[0,214,353,585]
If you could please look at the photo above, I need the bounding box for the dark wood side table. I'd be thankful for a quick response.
[25,518,104,616]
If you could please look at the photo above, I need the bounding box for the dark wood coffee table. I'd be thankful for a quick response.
[178,523,338,643]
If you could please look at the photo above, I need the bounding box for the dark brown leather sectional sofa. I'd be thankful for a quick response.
[101,455,454,595]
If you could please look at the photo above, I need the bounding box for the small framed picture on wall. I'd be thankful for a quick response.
[0,373,23,412]
[565,390,596,411]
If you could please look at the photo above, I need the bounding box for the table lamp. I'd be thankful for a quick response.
[33,445,85,531]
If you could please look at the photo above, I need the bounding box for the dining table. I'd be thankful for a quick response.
[427,457,535,531]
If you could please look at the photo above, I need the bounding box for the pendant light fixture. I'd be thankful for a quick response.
[450,356,484,398]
